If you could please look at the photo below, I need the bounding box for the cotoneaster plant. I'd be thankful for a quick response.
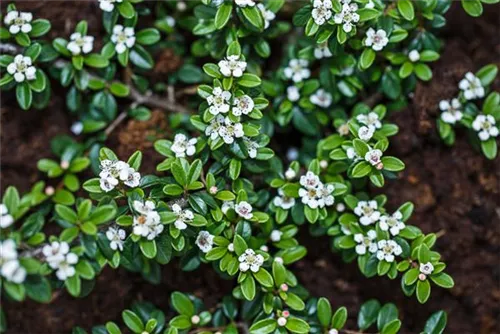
[0,0,496,333]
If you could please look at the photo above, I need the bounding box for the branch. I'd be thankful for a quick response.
[0,42,192,114]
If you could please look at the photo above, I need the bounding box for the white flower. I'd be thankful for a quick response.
[4,11,32,34]
[235,0,256,7]
[300,171,320,189]
[172,203,194,230]
[257,3,276,29]
[71,122,83,135]
[67,32,94,55]
[196,231,214,253]
[365,149,383,167]
[287,86,300,102]
[310,89,332,108]
[43,241,70,266]
[235,201,253,220]
[207,87,231,115]
[298,186,321,209]
[329,330,339,334]
[227,243,235,252]
[333,0,360,33]
[408,50,420,62]
[358,126,374,141]
[218,55,247,77]
[354,230,377,255]
[472,114,499,141]
[314,42,333,59]
[55,252,78,281]
[221,201,235,214]
[171,133,197,158]
[346,147,359,160]
[7,54,36,83]
[219,117,244,144]
[111,25,135,54]
[99,160,141,192]
[99,0,123,12]
[0,204,14,228]
[376,239,402,262]
[0,239,26,284]
[233,95,254,116]
[106,227,126,251]
[243,136,259,158]
[356,112,381,129]
[284,59,310,83]
[419,262,434,275]
[317,183,335,207]
[379,211,405,236]
[312,0,333,26]
[133,200,164,240]
[365,0,375,8]
[270,230,283,242]
[439,99,463,124]
[205,115,225,140]
[459,72,485,100]
[273,188,296,210]
[238,248,264,272]
[285,168,296,180]
[354,200,381,226]
[364,28,388,51]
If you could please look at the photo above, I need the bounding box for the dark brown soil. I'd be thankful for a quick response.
[1,3,500,334]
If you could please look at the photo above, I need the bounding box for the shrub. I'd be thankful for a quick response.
[0,0,498,333]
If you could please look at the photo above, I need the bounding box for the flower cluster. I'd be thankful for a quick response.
[4,10,32,34]
[67,32,94,55]
[132,200,164,240]
[472,114,498,141]
[439,99,462,124]
[171,134,197,158]
[0,239,26,283]
[111,25,135,54]
[298,171,335,209]
[218,55,247,78]
[459,72,485,100]
[42,241,79,281]
[7,55,36,83]
[334,0,359,33]
[99,159,141,192]
[238,249,264,272]
[311,0,333,26]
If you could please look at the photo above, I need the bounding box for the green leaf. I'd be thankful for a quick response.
[358,299,381,330]
[382,319,401,334]
[423,310,447,334]
[381,157,405,171]
[171,292,195,316]
[233,234,248,256]
[65,275,81,296]
[117,1,135,18]
[285,318,310,334]
[481,139,497,160]
[416,279,431,303]
[130,45,154,69]
[352,161,372,178]
[140,239,157,259]
[122,310,144,333]
[377,303,398,330]
[461,0,483,17]
[16,82,32,110]
[414,63,433,81]
[55,204,78,223]
[136,28,161,45]
[241,275,256,300]
[476,64,498,86]
[317,297,332,327]
[89,205,116,225]
[430,273,454,288]
[249,318,277,334]
[360,48,376,70]
[238,73,261,87]
[241,6,264,30]
[84,54,109,68]
[215,2,233,29]
[397,0,415,20]
[253,268,274,288]
[332,307,348,329]
[30,19,51,37]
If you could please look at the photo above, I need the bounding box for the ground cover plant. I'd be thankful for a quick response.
[0,0,499,333]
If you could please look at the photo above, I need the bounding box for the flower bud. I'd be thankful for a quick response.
[45,186,55,196]
[209,186,218,195]
[260,245,269,252]
[285,168,296,180]
[277,317,287,327]
[376,162,384,170]
[320,160,328,169]
[418,273,427,281]
[274,256,283,264]
[227,243,234,252]
[191,315,200,325]
[282,310,290,318]
[280,283,288,292]
[60,160,70,169]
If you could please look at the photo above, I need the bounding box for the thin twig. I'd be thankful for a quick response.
[104,110,128,136]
